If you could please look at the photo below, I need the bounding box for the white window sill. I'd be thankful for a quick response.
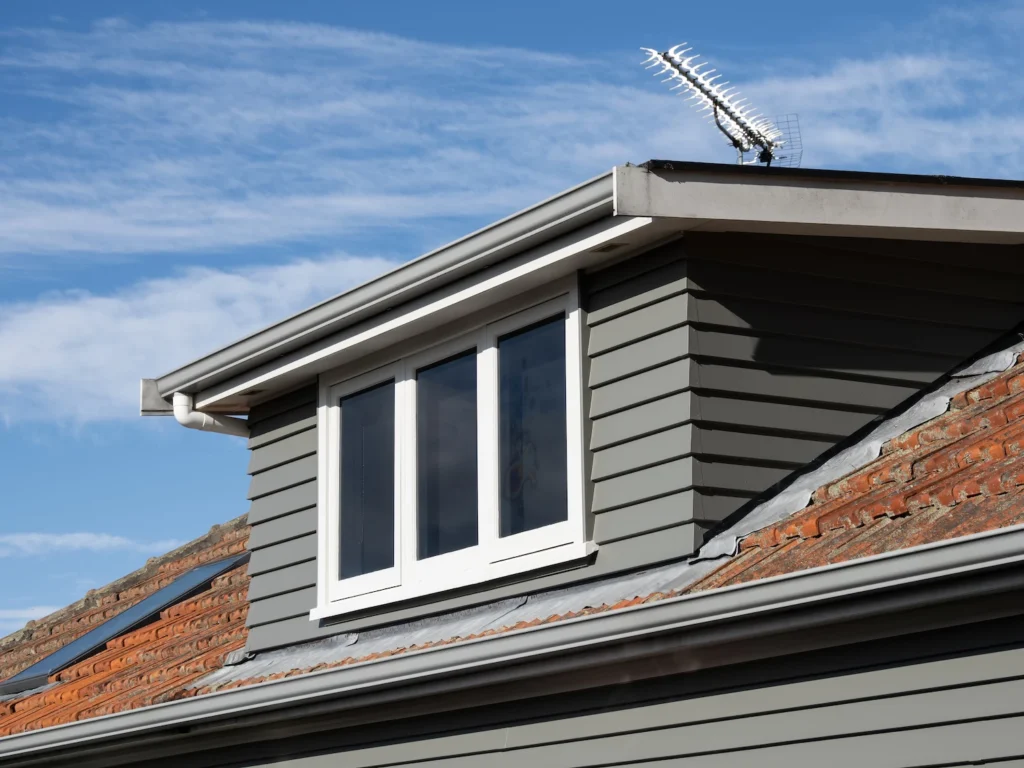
[309,540,595,622]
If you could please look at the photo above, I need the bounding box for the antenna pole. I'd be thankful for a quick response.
[712,106,746,164]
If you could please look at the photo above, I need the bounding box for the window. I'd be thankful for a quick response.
[317,290,587,616]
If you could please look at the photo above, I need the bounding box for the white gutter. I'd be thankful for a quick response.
[3,522,1024,763]
[172,393,249,438]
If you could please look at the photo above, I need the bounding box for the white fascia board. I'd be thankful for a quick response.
[194,216,657,410]
[614,165,1024,243]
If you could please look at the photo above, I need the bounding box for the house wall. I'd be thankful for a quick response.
[125,610,1024,768]
[586,233,1024,553]
[244,233,1024,654]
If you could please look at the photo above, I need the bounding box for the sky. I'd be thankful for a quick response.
[0,0,1022,636]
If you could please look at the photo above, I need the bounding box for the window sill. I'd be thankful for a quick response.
[309,540,596,622]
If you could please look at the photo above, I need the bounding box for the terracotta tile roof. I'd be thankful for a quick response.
[5,355,1024,743]
[0,516,249,737]
[687,355,1024,593]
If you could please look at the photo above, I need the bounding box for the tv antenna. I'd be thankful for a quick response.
[641,44,802,167]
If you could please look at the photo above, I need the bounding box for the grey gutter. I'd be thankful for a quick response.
[149,170,614,400]
[5,522,1024,763]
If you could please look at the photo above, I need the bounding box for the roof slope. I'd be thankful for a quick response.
[0,517,248,737]
[689,355,1024,591]
[5,353,1024,740]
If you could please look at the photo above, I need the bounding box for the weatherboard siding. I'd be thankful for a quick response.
[244,385,320,649]
[584,234,1024,557]
[128,613,1024,768]
[244,234,1024,653]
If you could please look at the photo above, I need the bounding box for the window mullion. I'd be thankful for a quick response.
[397,361,417,585]
[477,326,498,562]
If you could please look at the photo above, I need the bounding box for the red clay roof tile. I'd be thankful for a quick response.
[0,516,249,737]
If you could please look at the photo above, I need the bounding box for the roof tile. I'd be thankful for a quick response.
[0,516,249,738]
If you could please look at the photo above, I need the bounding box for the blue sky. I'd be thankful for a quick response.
[1,0,1022,635]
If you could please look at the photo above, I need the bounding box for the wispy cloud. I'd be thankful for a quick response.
[1,7,1022,423]
[0,10,1020,261]
[0,254,394,422]
[0,606,62,635]
[0,533,184,558]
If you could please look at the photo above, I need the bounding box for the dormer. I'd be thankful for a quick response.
[142,161,1024,652]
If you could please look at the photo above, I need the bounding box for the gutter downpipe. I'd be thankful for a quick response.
[171,393,249,438]
[4,523,1024,764]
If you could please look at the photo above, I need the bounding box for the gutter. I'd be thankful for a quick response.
[145,171,614,405]
[5,522,1024,764]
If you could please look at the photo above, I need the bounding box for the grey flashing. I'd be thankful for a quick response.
[4,522,1024,762]
[138,379,172,415]
[149,171,614,399]
[697,337,1024,561]
[193,561,721,689]
[642,159,1024,190]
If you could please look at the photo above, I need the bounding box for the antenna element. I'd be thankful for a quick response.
[641,44,792,166]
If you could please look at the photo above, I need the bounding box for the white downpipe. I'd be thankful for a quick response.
[172,393,249,438]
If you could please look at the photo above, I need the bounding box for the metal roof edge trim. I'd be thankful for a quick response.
[151,171,615,398]
[642,159,1024,190]
[5,522,1024,762]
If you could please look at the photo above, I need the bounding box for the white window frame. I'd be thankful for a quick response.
[314,284,588,619]
[324,363,403,603]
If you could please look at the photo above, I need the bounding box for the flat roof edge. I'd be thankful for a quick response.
[152,170,615,398]
[643,159,1024,190]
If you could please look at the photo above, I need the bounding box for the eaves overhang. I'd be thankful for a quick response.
[143,169,616,414]
[4,523,1024,767]
[142,160,1024,416]
[616,161,1024,243]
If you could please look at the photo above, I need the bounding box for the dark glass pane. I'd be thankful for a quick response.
[499,316,567,537]
[339,380,395,579]
[417,350,478,559]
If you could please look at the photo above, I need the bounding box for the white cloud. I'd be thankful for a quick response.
[0,606,62,635]
[0,8,1023,423]
[0,11,1019,261]
[0,254,395,422]
[0,533,183,558]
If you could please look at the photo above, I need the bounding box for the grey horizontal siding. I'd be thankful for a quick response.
[197,617,1024,768]
[245,388,323,648]
[247,534,316,577]
[247,455,317,500]
[247,404,316,450]
[248,481,316,525]
[247,430,316,475]
[247,507,316,550]
[696,232,1024,303]
[685,243,1023,330]
[584,235,1024,558]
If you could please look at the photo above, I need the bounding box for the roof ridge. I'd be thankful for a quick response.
[0,515,247,655]
[0,518,249,684]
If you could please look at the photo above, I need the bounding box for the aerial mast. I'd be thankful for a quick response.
[641,44,802,167]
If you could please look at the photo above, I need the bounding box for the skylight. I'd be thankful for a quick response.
[0,553,248,697]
